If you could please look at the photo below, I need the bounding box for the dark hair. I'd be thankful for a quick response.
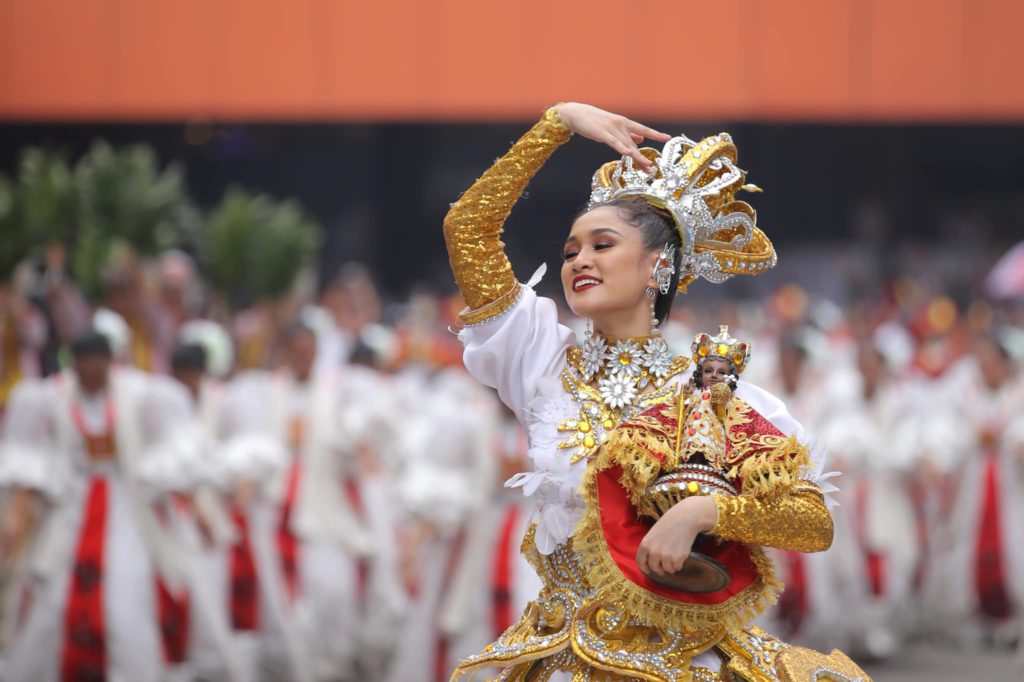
[576,198,683,324]
[171,343,208,373]
[69,330,112,359]
[282,320,317,343]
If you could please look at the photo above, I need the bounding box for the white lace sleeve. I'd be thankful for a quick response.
[459,266,575,421]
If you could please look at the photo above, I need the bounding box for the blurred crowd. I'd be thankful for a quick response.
[0,239,1023,681]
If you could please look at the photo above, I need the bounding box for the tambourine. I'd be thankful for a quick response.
[640,547,731,593]
[641,463,738,593]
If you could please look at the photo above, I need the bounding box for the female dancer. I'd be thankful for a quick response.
[443,102,869,681]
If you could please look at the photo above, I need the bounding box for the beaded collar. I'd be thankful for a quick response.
[557,334,689,464]
[580,334,680,409]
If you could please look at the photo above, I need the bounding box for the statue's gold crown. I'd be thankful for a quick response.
[588,133,776,292]
[691,325,751,374]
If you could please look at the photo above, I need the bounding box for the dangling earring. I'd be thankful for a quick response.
[652,243,677,296]
[646,286,661,337]
[580,317,608,382]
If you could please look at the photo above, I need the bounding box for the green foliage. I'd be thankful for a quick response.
[6,140,317,303]
[201,187,320,310]
[16,148,76,245]
[73,141,192,255]
[70,231,125,302]
[0,175,32,282]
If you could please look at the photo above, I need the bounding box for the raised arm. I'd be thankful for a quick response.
[443,103,668,325]
[443,107,571,325]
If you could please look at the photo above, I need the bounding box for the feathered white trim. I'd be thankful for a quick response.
[218,432,290,484]
[136,423,223,492]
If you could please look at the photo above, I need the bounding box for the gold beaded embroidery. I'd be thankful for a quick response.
[557,346,688,464]
[711,486,833,554]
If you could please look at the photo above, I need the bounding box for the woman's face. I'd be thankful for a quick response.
[561,206,658,324]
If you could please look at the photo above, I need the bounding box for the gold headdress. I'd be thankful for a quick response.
[588,133,776,292]
[692,325,751,374]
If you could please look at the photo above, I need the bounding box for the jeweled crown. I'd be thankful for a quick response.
[691,325,751,374]
[588,133,776,292]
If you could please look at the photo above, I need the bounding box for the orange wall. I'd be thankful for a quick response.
[1,0,1022,122]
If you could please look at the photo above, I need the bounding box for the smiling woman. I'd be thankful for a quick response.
[441,102,870,681]
[562,199,681,336]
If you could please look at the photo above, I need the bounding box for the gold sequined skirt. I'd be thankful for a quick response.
[451,525,869,682]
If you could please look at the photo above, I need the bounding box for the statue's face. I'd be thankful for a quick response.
[561,206,659,325]
[699,358,733,388]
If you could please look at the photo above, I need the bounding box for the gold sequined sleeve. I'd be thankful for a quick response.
[710,484,834,553]
[443,107,572,325]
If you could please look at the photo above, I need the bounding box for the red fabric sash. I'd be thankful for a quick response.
[277,460,302,602]
[153,500,191,665]
[975,455,1012,621]
[229,505,260,631]
[856,480,887,599]
[60,477,109,682]
[156,578,191,664]
[594,463,761,607]
[491,504,519,637]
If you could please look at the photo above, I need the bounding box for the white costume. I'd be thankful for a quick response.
[933,358,1024,642]
[220,365,396,681]
[0,368,202,682]
[817,365,921,657]
[385,367,498,682]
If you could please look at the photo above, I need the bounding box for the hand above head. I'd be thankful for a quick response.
[555,102,671,172]
[636,494,718,576]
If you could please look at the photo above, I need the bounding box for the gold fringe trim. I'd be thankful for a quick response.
[590,423,674,507]
[726,435,810,500]
[574,445,783,635]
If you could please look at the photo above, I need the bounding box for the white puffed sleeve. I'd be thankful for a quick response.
[396,372,498,532]
[331,366,394,464]
[130,374,213,491]
[216,372,290,484]
[0,380,71,500]
[459,266,575,421]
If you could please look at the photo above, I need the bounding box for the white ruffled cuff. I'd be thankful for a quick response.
[136,424,223,492]
[399,466,473,531]
[0,444,68,500]
[219,433,290,485]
